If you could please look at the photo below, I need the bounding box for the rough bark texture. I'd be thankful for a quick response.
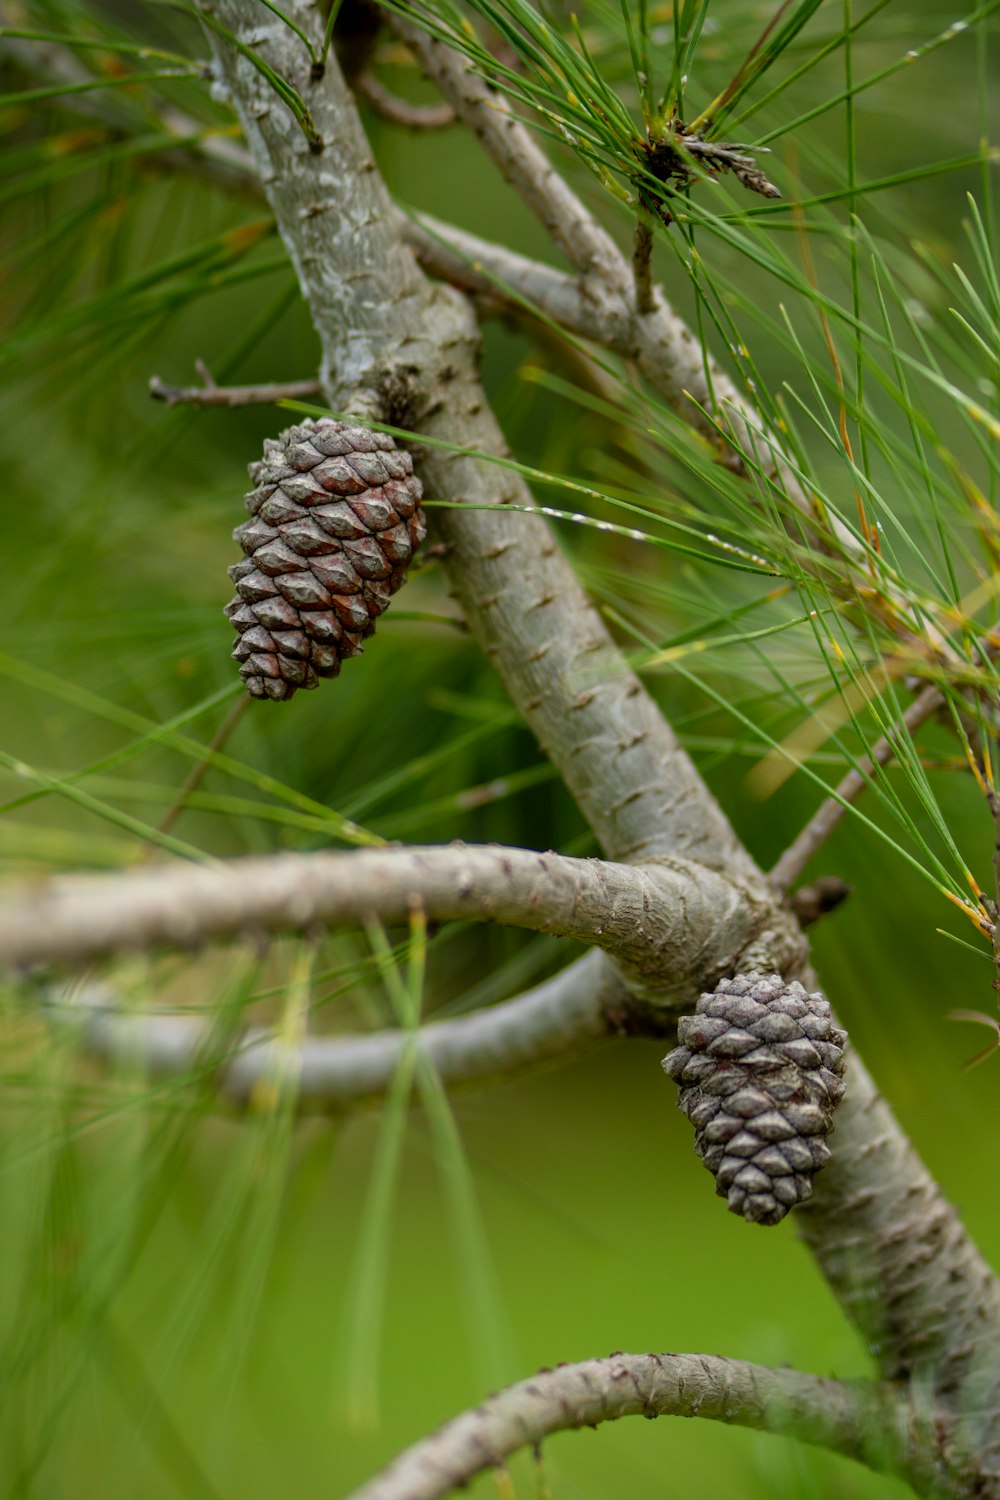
[0,842,772,990]
[345,1353,915,1500]
[798,1036,1000,1494]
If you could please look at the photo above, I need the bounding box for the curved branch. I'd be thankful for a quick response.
[355,72,455,129]
[53,948,631,1109]
[0,842,766,982]
[343,1352,911,1500]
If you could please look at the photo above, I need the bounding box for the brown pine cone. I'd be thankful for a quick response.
[662,972,847,1226]
[225,418,425,701]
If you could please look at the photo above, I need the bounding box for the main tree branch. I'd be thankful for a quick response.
[344,1353,917,1500]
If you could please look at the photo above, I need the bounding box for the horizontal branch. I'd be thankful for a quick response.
[54,949,629,1108]
[345,1352,908,1500]
[149,366,322,408]
[1,843,767,988]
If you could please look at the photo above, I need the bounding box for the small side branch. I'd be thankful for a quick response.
[344,1352,906,1500]
[355,73,455,129]
[149,364,322,408]
[390,14,622,284]
[52,948,629,1109]
[769,682,943,892]
[0,842,764,984]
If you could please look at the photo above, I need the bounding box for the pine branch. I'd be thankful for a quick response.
[343,1352,912,1500]
[2,29,259,197]
[9,7,995,1485]
[149,365,322,407]
[392,20,961,677]
[194,9,1000,1481]
[390,12,740,443]
[0,842,766,985]
[51,948,628,1109]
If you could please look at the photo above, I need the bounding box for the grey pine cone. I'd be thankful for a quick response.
[662,972,847,1226]
[225,418,425,701]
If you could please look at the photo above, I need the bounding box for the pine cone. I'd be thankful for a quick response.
[224,418,425,701]
[662,973,847,1226]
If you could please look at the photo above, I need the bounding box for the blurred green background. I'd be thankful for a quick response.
[2,0,999,1496]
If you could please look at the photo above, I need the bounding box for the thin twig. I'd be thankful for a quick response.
[789,875,851,927]
[769,681,944,892]
[137,697,249,858]
[343,1352,903,1500]
[355,72,455,129]
[149,366,323,408]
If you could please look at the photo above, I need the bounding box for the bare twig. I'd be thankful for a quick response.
[389,15,623,284]
[769,681,944,892]
[344,1352,908,1500]
[355,72,455,129]
[149,365,322,408]
[51,948,630,1109]
[391,13,790,451]
[632,219,655,316]
[0,842,769,984]
[138,697,248,855]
